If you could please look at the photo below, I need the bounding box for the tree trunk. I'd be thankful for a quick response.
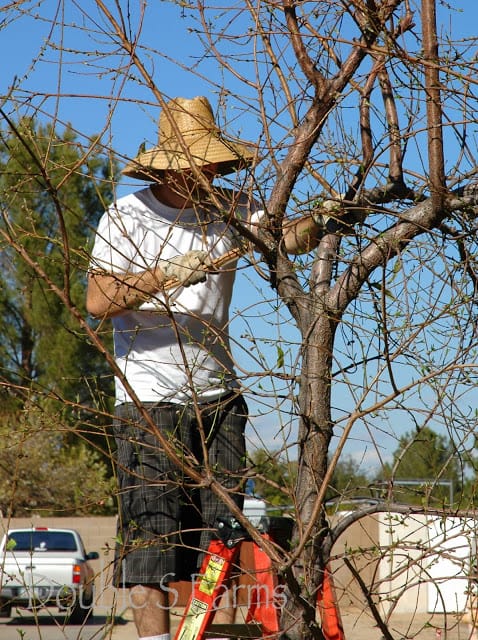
[281,313,336,640]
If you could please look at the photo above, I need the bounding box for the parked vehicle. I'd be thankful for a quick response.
[0,527,98,623]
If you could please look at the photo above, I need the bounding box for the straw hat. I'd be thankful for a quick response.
[122,96,255,180]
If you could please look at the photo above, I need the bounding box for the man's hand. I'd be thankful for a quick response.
[160,250,213,287]
[312,197,345,230]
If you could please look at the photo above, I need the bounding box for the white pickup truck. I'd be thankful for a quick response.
[0,527,98,624]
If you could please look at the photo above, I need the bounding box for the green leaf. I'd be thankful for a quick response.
[276,345,285,368]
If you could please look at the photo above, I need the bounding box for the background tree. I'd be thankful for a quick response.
[0,117,118,514]
[250,449,372,510]
[1,1,478,638]
[0,117,116,408]
[249,448,297,511]
[377,427,462,507]
[0,404,116,517]
[327,456,373,507]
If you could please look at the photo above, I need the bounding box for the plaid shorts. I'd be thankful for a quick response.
[113,393,247,586]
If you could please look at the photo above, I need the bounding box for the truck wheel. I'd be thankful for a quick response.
[0,600,12,618]
[66,603,92,625]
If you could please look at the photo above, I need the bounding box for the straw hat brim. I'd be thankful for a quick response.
[122,132,255,180]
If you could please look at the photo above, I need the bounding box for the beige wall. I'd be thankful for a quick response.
[2,513,472,615]
[0,515,377,612]
[332,512,474,615]
[331,512,380,609]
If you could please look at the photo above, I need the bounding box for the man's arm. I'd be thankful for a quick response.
[282,213,324,255]
[86,250,212,319]
[86,267,166,319]
[248,198,341,256]
[246,206,324,256]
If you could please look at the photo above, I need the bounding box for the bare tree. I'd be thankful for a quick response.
[1,1,478,638]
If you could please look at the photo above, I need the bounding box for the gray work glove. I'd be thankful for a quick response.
[161,250,213,287]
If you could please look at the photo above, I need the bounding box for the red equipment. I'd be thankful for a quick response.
[174,517,344,640]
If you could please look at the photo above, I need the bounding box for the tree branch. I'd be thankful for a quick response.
[422,0,446,212]
[328,187,478,318]
[283,0,325,92]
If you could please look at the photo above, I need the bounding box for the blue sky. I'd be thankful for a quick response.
[1,0,301,457]
[2,1,478,475]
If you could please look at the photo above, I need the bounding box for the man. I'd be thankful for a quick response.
[87,96,324,640]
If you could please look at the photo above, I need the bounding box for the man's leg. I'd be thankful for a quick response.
[130,584,170,637]
[114,403,186,640]
[199,394,248,626]
[213,577,238,624]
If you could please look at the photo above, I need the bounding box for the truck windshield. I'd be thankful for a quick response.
[7,531,78,552]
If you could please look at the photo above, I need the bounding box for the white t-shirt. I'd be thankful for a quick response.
[91,186,258,405]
